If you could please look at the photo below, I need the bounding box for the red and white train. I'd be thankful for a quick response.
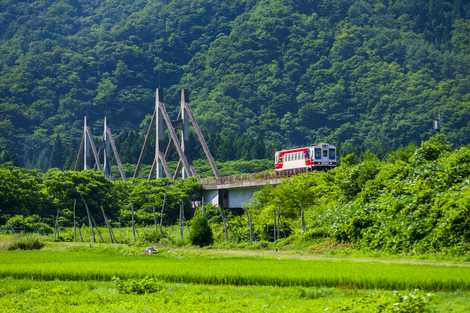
[274,143,337,173]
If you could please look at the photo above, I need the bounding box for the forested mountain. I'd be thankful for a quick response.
[0,0,469,169]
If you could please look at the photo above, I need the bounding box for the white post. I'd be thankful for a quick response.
[103,116,108,177]
[156,88,163,178]
[180,89,189,178]
[83,116,88,170]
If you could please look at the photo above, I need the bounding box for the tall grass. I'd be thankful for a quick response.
[0,250,469,291]
[0,235,44,250]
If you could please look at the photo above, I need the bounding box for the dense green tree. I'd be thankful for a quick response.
[247,136,470,253]
[0,167,50,223]
[0,0,469,167]
[189,215,213,247]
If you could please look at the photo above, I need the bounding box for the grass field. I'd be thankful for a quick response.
[1,246,470,290]
[1,239,470,312]
[1,279,470,313]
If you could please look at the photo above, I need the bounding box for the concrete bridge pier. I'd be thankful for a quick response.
[201,176,283,210]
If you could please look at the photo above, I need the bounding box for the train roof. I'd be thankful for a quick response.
[276,143,336,154]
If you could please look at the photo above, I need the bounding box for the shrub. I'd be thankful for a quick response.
[112,276,163,294]
[138,229,166,244]
[4,215,53,234]
[298,287,333,299]
[379,290,433,313]
[190,216,213,247]
[8,235,45,250]
[260,222,292,242]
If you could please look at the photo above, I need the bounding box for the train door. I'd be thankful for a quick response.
[321,144,329,163]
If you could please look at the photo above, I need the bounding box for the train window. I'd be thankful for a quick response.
[315,148,321,160]
[323,149,328,157]
[329,148,336,160]
[304,151,309,158]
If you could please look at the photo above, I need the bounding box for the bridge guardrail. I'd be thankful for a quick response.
[199,171,286,186]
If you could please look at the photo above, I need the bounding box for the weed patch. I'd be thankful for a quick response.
[113,276,163,294]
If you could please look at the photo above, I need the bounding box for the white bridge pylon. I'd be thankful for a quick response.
[75,115,126,180]
[133,88,220,179]
[74,89,219,180]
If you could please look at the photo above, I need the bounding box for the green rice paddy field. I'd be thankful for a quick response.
[0,244,470,312]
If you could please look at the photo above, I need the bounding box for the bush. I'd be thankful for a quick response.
[138,229,166,244]
[379,290,433,313]
[190,216,213,247]
[8,235,45,250]
[112,276,163,294]
[3,215,53,234]
[298,287,333,299]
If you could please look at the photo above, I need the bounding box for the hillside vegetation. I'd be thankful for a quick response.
[0,0,469,168]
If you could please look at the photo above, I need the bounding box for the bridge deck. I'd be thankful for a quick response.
[200,172,284,190]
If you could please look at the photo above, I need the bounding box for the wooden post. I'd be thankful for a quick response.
[81,197,95,243]
[248,212,253,243]
[277,206,281,240]
[159,194,166,234]
[72,200,77,241]
[273,208,277,242]
[153,206,158,233]
[300,203,305,234]
[100,205,115,243]
[220,209,228,241]
[54,207,60,241]
[91,215,104,242]
[131,204,137,241]
[78,224,83,242]
[179,201,184,241]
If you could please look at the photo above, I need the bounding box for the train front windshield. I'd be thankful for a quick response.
[314,148,321,160]
[329,148,336,160]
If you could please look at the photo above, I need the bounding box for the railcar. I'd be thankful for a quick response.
[274,143,337,173]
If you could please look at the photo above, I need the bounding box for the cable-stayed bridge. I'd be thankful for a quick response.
[73,88,285,209]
